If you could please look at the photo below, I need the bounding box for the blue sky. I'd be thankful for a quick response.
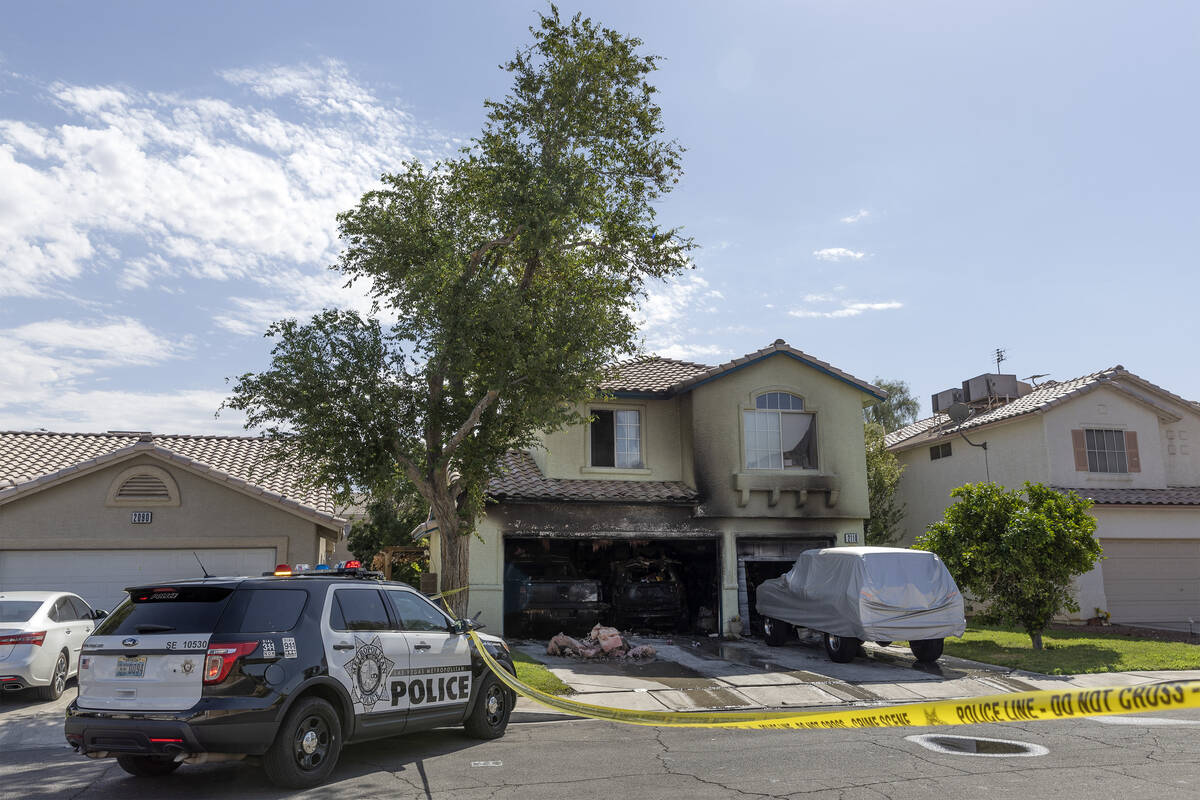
[2,1,1197,434]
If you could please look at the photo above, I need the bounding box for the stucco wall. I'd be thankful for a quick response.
[0,455,334,564]
[534,396,686,483]
[893,414,1048,546]
[1043,386,1169,489]
[689,355,871,521]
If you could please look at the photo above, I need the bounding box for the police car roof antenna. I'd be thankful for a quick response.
[193,552,213,579]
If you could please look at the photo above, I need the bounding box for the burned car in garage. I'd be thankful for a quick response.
[503,555,608,637]
[755,546,965,663]
[610,557,687,631]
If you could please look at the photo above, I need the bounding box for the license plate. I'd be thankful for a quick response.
[115,656,147,678]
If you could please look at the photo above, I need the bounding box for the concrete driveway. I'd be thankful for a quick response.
[517,631,1200,712]
[0,682,76,754]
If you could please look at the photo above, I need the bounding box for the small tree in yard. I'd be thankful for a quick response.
[915,482,1101,649]
[225,8,692,616]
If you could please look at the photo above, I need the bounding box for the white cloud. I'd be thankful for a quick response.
[0,61,452,303]
[633,272,730,362]
[789,301,903,319]
[813,247,865,262]
[840,209,870,224]
[0,389,244,435]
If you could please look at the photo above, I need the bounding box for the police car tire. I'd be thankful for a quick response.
[262,696,343,789]
[115,755,182,777]
[463,675,512,740]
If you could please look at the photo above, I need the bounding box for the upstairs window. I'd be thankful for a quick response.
[1085,428,1127,473]
[744,392,817,470]
[590,409,642,468]
[929,442,952,460]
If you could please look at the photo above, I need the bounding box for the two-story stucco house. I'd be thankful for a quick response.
[431,340,885,638]
[886,366,1200,632]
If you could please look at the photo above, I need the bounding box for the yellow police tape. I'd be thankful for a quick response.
[467,632,1200,729]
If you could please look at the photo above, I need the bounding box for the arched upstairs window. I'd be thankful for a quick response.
[105,465,181,507]
[744,392,818,470]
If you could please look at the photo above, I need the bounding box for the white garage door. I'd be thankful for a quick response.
[1101,539,1200,632]
[0,548,278,612]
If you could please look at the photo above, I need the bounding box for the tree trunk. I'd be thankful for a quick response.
[1030,631,1043,650]
[437,523,471,619]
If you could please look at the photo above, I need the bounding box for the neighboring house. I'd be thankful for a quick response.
[886,366,1200,631]
[432,340,885,637]
[0,431,346,611]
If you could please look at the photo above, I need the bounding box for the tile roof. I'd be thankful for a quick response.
[601,340,884,400]
[1056,486,1200,506]
[0,431,342,525]
[884,366,1188,450]
[487,451,698,505]
[599,357,710,394]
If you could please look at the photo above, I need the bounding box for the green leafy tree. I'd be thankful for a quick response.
[864,422,905,545]
[915,482,1101,649]
[865,378,920,432]
[225,8,692,616]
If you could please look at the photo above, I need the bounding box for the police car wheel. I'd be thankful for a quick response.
[463,675,511,739]
[115,754,182,777]
[263,696,342,789]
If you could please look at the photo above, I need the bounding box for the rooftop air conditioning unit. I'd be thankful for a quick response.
[932,388,965,414]
[962,374,1019,403]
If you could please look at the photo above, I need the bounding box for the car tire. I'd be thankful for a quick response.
[115,754,182,777]
[35,652,68,701]
[463,674,513,740]
[909,638,945,663]
[823,633,860,663]
[763,617,791,647]
[262,696,342,789]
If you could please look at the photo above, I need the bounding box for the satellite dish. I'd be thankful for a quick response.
[947,402,971,424]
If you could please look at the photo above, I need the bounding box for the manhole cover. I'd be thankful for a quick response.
[905,734,1048,758]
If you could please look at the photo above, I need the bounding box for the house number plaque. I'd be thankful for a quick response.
[131,511,153,524]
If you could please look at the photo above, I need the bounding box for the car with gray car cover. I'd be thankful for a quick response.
[64,564,517,789]
[755,546,966,663]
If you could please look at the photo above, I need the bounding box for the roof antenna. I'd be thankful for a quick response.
[193,552,213,579]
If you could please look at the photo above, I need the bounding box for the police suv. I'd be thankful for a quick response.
[64,562,517,789]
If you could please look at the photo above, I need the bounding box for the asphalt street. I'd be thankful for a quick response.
[3,692,1200,800]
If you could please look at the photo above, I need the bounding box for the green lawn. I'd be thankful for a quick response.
[942,624,1200,675]
[511,650,575,695]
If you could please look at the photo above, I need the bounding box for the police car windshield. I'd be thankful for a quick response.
[0,601,43,622]
[94,586,234,637]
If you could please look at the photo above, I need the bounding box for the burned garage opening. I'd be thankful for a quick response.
[503,536,719,638]
[738,536,832,636]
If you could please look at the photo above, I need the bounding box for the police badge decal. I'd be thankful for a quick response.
[342,635,395,711]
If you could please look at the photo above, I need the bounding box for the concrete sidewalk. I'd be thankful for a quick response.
[513,633,1200,713]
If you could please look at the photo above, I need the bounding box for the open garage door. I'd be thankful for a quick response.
[0,548,278,612]
[1101,539,1200,632]
[737,537,833,635]
[503,537,720,638]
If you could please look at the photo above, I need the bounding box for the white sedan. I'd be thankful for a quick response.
[0,591,105,701]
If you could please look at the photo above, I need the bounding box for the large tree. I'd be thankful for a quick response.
[864,378,919,432]
[915,482,1101,649]
[225,8,692,615]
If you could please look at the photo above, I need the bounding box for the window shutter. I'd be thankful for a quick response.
[1071,429,1088,471]
[1125,431,1141,472]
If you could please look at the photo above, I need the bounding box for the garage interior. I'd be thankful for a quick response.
[503,536,719,638]
[737,536,832,636]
